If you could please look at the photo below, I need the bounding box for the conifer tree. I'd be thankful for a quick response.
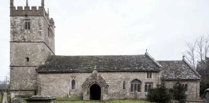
[147,81,172,103]
[173,78,186,103]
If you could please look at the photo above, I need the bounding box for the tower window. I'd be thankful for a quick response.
[26,57,29,62]
[147,72,152,78]
[25,21,30,30]
[48,28,50,37]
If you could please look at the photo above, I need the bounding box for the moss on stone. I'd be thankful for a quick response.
[38,55,160,73]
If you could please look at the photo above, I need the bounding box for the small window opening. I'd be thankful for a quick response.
[26,57,29,62]
[72,80,75,90]
[185,84,188,91]
[131,84,133,92]
[25,21,30,30]
[123,81,125,89]
[147,72,152,78]
[183,84,188,91]
[48,28,50,37]
[145,83,153,92]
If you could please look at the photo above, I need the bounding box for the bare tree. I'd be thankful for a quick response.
[184,40,197,68]
[183,35,209,78]
[0,77,9,92]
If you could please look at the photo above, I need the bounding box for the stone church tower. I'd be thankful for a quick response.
[10,0,55,95]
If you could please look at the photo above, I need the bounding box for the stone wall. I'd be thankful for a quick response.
[38,72,161,99]
[10,43,53,66]
[10,43,53,91]
[10,16,54,93]
[10,16,55,53]
[10,67,37,90]
[164,80,200,99]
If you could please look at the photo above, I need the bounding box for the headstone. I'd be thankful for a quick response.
[26,95,56,103]
[11,97,24,103]
[205,88,209,103]
[10,92,15,99]
[2,92,8,103]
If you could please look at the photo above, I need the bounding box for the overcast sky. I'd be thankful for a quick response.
[0,0,209,80]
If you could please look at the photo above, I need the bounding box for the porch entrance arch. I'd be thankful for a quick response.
[82,70,109,100]
[90,84,101,100]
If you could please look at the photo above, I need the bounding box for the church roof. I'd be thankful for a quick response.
[158,59,201,80]
[37,53,161,73]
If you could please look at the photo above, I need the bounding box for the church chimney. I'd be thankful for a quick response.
[41,0,45,7]
[10,0,14,7]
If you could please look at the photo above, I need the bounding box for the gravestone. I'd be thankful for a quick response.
[26,95,56,103]
[11,97,24,103]
[205,88,209,103]
[2,92,8,103]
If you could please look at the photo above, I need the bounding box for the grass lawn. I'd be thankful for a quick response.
[0,94,2,103]
[56,97,151,103]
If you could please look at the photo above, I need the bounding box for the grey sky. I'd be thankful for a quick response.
[0,0,209,80]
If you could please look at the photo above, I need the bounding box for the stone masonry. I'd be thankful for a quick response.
[10,0,55,95]
[10,0,201,100]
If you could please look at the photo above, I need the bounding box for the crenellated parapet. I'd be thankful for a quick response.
[10,0,54,26]
[10,6,46,16]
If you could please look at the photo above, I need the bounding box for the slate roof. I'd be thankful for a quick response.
[158,59,201,80]
[37,53,161,73]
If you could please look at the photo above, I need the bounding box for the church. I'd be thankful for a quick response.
[9,0,201,100]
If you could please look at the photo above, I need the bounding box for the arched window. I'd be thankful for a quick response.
[185,84,188,91]
[72,80,75,90]
[131,79,141,92]
[182,84,185,91]
[123,81,125,89]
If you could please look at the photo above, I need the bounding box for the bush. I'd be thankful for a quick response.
[146,82,172,103]
[200,78,209,98]
[173,78,186,102]
[179,99,186,103]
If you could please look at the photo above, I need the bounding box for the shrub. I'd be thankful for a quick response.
[179,99,186,103]
[146,82,172,103]
[200,78,209,98]
[173,78,186,102]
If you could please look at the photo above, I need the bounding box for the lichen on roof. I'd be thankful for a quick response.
[158,60,201,80]
[37,55,161,73]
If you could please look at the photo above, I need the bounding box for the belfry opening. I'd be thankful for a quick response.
[90,84,101,100]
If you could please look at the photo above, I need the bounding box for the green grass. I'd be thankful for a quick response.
[56,98,151,103]
[186,98,204,101]
[0,94,2,103]
[56,97,82,101]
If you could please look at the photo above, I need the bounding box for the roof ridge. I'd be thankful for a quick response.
[157,60,182,62]
[145,52,161,67]
[182,59,201,78]
[50,55,145,57]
